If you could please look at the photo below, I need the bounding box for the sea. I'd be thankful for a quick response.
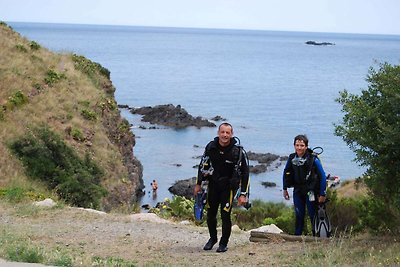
[7,22,400,207]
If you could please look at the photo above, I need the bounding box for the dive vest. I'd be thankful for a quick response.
[284,150,320,195]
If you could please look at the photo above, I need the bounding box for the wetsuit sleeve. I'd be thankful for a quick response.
[240,151,250,194]
[282,158,291,190]
[196,147,210,185]
[314,157,327,196]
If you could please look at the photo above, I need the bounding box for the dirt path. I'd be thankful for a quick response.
[0,204,314,266]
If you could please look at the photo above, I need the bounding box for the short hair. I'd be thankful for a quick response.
[294,134,308,146]
[218,122,233,132]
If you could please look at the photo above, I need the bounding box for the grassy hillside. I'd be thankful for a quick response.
[0,22,143,211]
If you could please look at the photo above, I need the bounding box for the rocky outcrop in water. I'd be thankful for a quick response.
[130,104,216,128]
[168,177,196,199]
[305,41,335,46]
[247,151,286,174]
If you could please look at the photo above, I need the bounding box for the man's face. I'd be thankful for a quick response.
[294,139,307,157]
[218,125,233,147]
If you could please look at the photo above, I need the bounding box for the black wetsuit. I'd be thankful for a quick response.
[197,137,249,247]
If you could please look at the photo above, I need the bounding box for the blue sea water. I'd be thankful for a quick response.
[8,22,400,206]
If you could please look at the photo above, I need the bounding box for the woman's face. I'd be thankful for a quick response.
[294,139,307,157]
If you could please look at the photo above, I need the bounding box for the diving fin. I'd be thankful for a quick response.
[313,202,331,238]
[194,190,207,221]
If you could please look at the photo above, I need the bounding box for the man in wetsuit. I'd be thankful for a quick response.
[194,122,249,252]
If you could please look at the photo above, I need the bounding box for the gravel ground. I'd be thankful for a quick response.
[0,203,307,266]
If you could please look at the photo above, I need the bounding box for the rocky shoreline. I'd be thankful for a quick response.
[119,103,286,201]
[120,104,218,128]
[168,151,287,199]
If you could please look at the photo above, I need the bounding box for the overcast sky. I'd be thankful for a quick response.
[1,0,399,35]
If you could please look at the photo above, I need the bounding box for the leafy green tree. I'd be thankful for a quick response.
[335,62,400,233]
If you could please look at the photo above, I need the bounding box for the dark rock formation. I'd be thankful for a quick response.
[211,115,226,121]
[99,80,144,211]
[130,104,216,128]
[247,151,284,174]
[305,41,335,46]
[168,177,196,199]
[250,164,268,174]
[247,151,280,164]
[261,181,277,187]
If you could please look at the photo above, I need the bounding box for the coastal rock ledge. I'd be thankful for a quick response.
[130,104,216,128]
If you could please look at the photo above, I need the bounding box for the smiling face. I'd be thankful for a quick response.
[294,139,307,157]
[218,124,233,147]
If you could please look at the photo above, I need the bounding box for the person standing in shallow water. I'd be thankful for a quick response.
[194,122,249,253]
[282,134,327,235]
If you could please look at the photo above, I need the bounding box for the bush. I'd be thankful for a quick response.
[150,196,195,221]
[8,126,106,208]
[29,41,41,50]
[6,90,29,110]
[232,200,293,231]
[44,69,66,86]
[72,54,110,80]
[326,190,363,233]
[335,62,400,234]
[70,128,84,141]
[81,109,97,121]
[15,44,27,53]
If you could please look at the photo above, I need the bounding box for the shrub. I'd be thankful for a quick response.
[118,119,131,133]
[70,127,84,141]
[81,109,97,121]
[8,126,106,208]
[150,196,195,221]
[326,190,364,233]
[72,54,110,80]
[232,200,293,231]
[15,44,27,53]
[29,41,41,50]
[7,90,29,110]
[335,62,400,233]
[44,69,66,86]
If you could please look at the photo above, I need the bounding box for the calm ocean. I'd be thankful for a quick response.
[8,22,400,206]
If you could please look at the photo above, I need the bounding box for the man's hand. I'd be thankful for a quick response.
[194,184,202,195]
[283,190,290,200]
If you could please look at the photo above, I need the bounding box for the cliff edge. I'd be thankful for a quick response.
[0,22,143,211]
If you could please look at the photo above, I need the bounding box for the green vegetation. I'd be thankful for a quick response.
[0,186,46,203]
[6,90,29,110]
[29,41,41,50]
[72,53,111,83]
[0,228,74,267]
[8,126,106,208]
[44,69,66,86]
[15,43,28,53]
[70,127,84,141]
[81,108,97,121]
[335,62,400,234]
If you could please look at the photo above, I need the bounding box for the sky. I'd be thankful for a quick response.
[1,0,399,35]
